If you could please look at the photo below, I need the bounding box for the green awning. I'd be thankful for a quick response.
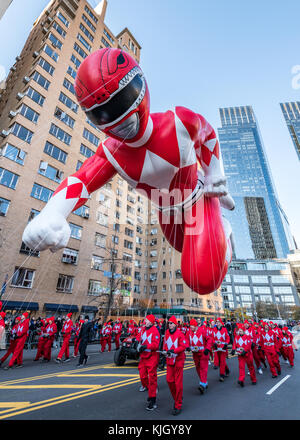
[147,308,187,315]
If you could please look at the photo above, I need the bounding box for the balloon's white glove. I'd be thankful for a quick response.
[204,174,235,211]
[22,212,71,253]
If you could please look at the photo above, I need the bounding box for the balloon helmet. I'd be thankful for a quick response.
[75,48,150,144]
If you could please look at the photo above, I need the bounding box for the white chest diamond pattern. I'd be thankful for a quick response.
[166,336,178,350]
[237,337,245,346]
[141,332,152,345]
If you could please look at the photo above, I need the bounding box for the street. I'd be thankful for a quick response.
[0,339,299,420]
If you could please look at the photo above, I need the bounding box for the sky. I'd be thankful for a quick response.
[0,0,300,247]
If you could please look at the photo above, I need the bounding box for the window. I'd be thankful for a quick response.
[54,107,75,129]
[62,248,79,264]
[124,240,133,250]
[67,65,77,80]
[150,286,157,294]
[259,295,272,303]
[150,261,158,269]
[281,296,295,304]
[234,286,251,293]
[31,71,50,90]
[69,223,82,240]
[113,223,120,232]
[251,275,269,284]
[116,199,122,207]
[232,275,249,283]
[134,285,140,294]
[271,275,290,284]
[77,33,92,51]
[43,44,59,62]
[84,5,98,23]
[0,197,10,216]
[273,286,293,294]
[266,262,289,271]
[19,104,39,123]
[127,205,134,214]
[11,122,33,143]
[123,252,132,262]
[247,262,266,271]
[48,32,63,50]
[80,143,94,158]
[103,29,114,44]
[49,123,72,145]
[19,241,40,257]
[0,168,19,189]
[176,284,184,293]
[96,211,108,226]
[151,228,158,235]
[82,14,96,32]
[101,36,111,48]
[59,91,78,113]
[136,247,142,256]
[79,23,94,42]
[26,87,45,106]
[63,77,75,95]
[38,161,63,183]
[112,235,119,244]
[44,141,67,164]
[31,183,53,202]
[71,53,81,69]
[1,143,26,165]
[57,274,74,293]
[241,295,252,302]
[73,205,89,218]
[52,21,66,38]
[37,57,55,75]
[11,267,35,288]
[175,269,182,279]
[86,117,101,132]
[74,43,87,59]
[76,160,83,171]
[88,280,102,296]
[150,250,157,257]
[253,286,270,294]
[28,208,40,222]
[83,128,99,146]
[91,255,103,271]
[56,11,69,28]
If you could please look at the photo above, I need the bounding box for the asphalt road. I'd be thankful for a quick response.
[0,340,299,420]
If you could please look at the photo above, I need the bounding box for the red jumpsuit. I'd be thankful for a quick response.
[261,329,281,377]
[73,322,81,356]
[57,319,73,360]
[34,322,47,361]
[137,325,161,399]
[127,323,137,337]
[0,322,18,364]
[213,326,230,378]
[207,325,216,365]
[281,331,295,367]
[232,334,257,384]
[163,328,189,410]
[113,322,123,349]
[43,322,57,360]
[9,318,29,367]
[100,324,112,352]
[188,326,213,387]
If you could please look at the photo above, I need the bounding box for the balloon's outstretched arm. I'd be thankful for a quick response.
[22,143,116,252]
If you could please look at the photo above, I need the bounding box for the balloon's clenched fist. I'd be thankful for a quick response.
[22,213,70,253]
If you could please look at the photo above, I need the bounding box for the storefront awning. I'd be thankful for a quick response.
[44,303,79,313]
[147,308,187,315]
[1,301,39,311]
[81,305,98,313]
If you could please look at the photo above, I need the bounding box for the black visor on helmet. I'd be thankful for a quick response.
[85,74,143,126]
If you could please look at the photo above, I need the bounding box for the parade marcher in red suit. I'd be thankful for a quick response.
[207,319,216,367]
[127,320,137,337]
[136,314,160,411]
[188,318,213,393]
[281,327,297,367]
[261,322,281,378]
[34,319,47,361]
[43,317,57,361]
[73,320,84,357]
[251,325,264,375]
[5,312,29,369]
[56,313,73,363]
[231,324,257,387]
[113,319,123,350]
[213,318,230,382]
[23,48,235,300]
[163,316,189,415]
[0,311,6,350]
[0,316,20,367]
[100,322,113,352]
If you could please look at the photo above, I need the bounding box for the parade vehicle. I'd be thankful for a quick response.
[114,334,166,369]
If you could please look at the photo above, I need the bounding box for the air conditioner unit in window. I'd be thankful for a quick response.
[51,42,57,48]
[1,130,10,138]
[42,27,49,34]
[47,16,53,23]
[23,76,30,84]
[8,111,17,119]
[16,92,25,100]
[45,9,50,15]
[82,212,89,219]
[39,161,48,172]
[18,150,26,160]
[33,51,39,58]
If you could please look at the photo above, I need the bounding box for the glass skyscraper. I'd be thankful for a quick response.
[280,102,300,160]
[218,106,293,260]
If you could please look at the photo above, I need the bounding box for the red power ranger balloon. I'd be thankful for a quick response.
[23,47,235,295]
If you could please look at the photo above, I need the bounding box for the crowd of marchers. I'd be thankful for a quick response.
[0,299,298,416]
